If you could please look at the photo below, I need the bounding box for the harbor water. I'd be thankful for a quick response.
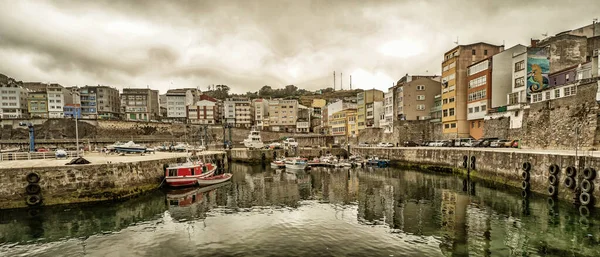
[1,163,599,256]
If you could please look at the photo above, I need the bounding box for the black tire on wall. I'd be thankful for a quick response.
[470,162,476,170]
[549,164,560,175]
[580,192,592,206]
[26,195,42,206]
[581,179,594,193]
[521,190,528,198]
[470,156,476,163]
[522,162,531,172]
[463,155,468,162]
[566,166,577,177]
[521,171,530,181]
[521,181,530,190]
[547,185,557,196]
[26,173,41,183]
[548,174,558,186]
[462,160,468,169]
[26,183,41,195]
[583,168,596,180]
[564,177,575,189]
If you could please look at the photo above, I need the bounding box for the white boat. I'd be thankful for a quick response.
[271,158,286,169]
[319,154,337,164]
[197,173,233,186]
[114,141,147,153]
[285,157,308,170]
[243,126,264,149]
[173,143,190,152]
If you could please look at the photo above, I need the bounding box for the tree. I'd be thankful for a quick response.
[259,85,273,97]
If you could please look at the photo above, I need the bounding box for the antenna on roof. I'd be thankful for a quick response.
[454,36,459,45]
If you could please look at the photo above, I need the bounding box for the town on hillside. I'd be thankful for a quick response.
[1,22,600,149]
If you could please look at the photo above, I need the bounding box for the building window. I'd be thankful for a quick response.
[417,95,425,101]
[449,97,455,103]
[449,108,455,116]
[471,122,475,128]
[532,93,543,103]
[515,77,525,88]
[555,89,561,98]
[481,104,486,111]
[469,75,487,88]
[443,109,448,117]
[468,107,473,113]
[416,85,425,91]
[443,99,448,104]
[472,49,476,55]
[545,91,551,100]
[484,49,488,55]
[474,106,480,112]
[450,123,456,128]
[566,74,570,82]
[515,61,525,72]
[417,104,425,110]
[444,124,450,129]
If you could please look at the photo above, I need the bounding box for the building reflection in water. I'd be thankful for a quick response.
[3,162,600,256]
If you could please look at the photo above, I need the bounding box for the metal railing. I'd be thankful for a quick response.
[0,151,81,162]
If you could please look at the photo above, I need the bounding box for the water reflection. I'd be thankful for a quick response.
[1,163,600,256]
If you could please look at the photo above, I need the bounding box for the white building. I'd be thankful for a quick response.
[188,99,217,124]
[253,99,269,130]
[46,84,65,118]
[166,90,191,119]
[0,77,28,119]
[380,88,394,133]
[296,104,310,133]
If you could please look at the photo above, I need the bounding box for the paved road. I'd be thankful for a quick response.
[0,151,226,169]
[355,146,600,157]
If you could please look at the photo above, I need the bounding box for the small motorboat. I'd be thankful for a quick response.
[114,141,147,153]
[285,157,308,170]
[243,126,264,149]
[55,149,68,158]
[197,173,233,186]
[271,158,286,169]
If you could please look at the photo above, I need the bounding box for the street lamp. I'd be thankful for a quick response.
[18,122,35,152]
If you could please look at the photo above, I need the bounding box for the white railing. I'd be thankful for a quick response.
[0,151,81,162]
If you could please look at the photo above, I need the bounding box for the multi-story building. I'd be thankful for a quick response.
[22,82,66,118]
[253,99,269,130]
[78,85,120,119]
[121,88,160,121]
[0,75,28,119]
[430,94,442,123]
[187,95,218,124]
[224,97,252,128]
[28,91,48,118]
[395,76,441,121]
[325,100,357,135]
[489,44,527,110]
[311,99,326,118]
[441,43,504,138]
[296,105,310,133]
[357,89,384,131]
[380,88,395,133]
[330,109,358,141]
[466,58,492,139]
[63,86,81,118]
[365,101,383,128]
[268,99,298,132]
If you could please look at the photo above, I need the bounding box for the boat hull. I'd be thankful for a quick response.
[114,147,147,153]
[197,173,233,186]
[285,164,307,170]
[165,165,216,187]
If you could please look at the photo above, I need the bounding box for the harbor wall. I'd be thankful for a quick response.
[0,156,187,209]
[351,147,600,207]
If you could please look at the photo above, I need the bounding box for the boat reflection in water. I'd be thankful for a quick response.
[2,162,600,257]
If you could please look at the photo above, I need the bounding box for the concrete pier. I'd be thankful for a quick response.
[0,151,225,209]
[352,147,600,207]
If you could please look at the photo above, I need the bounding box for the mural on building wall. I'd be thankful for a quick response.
[527,47,550,95]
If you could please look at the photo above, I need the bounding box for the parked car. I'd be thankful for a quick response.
[403,141,419,147]
[490,139,510,148]
[358,142,370,147]
[473,137,498,147]
[421,141,431,146]
[268,142,283,149]
[377,142,394,147]
[283,138,299,148]
[441,140,453,147]
[454,138,475,147]
[504,139,519,148]
[36,148,49,152]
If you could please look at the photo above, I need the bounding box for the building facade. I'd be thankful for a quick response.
[441,43,504,138]
[0,75,28,119]
[330,108,357,140]
[430,94,442,123]
[253,99,269,130]
[121,88,160,121]
[77,85,120,119]
[28,91,48,118]
[224,98,252,128]
[466,58,492,139]
[268,99,297,132]
[357,89,384,131]
[380,88,395,133]
[490,44,527,109]
[395,77,441,121]
[188,96,217,124]
[46,84,65,118]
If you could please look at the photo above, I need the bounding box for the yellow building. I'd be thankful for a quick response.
[331,109,357,138]
[441,43,503,137]
[357,89,384,131]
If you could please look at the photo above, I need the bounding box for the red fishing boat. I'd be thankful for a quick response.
[165,159,217,187]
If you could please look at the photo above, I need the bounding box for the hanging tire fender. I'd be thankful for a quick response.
[583,168,596,180]
[564,177,575,189]
[26,195,42,206]
[580,192,592,206]
[581,179,594,193]
[549,164,560,175]
[26,183,41,195]
[548,174,558,186]
[26,173,41,183]
[522,162,531,172]
[566,166,577,177]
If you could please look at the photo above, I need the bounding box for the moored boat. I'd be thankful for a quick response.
[271,158,286,169]
[243,126,264,149]
[165,160,217,187]
[197,173,233,186]
[285,157,308,170]
[114,141,147,153]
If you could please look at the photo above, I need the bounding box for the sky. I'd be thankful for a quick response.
[0,0,599,94]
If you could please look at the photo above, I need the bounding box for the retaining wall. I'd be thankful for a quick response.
[229,148,348,163]
[352,147,600,207]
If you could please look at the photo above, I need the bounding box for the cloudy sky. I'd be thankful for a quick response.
[1,0,599,94]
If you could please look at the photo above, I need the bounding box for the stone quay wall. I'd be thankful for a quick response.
[229,148,348,163]
[352,147,600,207]
[0,156,189,209]
[357,121,442,145]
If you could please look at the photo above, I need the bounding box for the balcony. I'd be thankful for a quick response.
[430,105,442,112]
[430,118,441,123]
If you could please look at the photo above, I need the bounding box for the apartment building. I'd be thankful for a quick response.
[296,105,310,133]
[311,99,326,118]
[430,94,442,123]
[380,88,395,133]
[224,97,252,128]
[188,95,218,124]
[268,99,297,132]
[0,75,28,119]
[121,88,160,121]
[326,100,357,135]
[357,89,384,131]
[441,43,503,138]
[77,85,120,119]
[165,88,201,120]
[466,58,492,139]
[330,108,358,139]
[253,99,269,130]
[28,91,48,118]
[365,101,383,128]
[395,76,441,121]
